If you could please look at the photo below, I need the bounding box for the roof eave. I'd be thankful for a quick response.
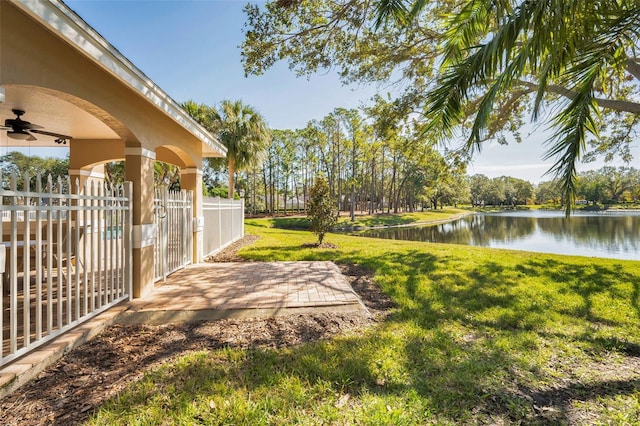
[10,0,227,157]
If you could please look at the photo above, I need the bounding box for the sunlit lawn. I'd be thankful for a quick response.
[89,219,640,425]
[251,207,470,230]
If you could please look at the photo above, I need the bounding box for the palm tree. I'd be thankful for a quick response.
[377,0,640,214]
[182,100,218,131]
[183,99,270,199]
[215,100,270,199]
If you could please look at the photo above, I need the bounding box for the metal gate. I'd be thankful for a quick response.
[153,187,192,281]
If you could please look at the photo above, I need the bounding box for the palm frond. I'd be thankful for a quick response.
[544,62,601,216]
[374,0,409,29]
[418,0,640,213]
[441,0,499,66]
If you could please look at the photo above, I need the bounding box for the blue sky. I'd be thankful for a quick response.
[66,0,378,131]
[56,1,638,183]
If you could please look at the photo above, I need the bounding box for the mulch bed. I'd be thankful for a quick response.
[0,235,393,425]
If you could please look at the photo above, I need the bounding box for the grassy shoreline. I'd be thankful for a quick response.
[249,205,640,234]
[89,217,640,425]
[248,208,472,231]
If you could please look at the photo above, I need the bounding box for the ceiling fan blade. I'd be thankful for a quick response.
[22,122,44,130]
[30,129,72,139]
[4,118,41,129]
[30,129,72,144]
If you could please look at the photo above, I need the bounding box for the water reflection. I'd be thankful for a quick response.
[354,211,640,260]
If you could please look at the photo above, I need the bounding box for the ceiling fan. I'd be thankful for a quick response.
[1,109,72,144]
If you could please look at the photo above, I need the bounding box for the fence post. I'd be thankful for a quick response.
[9,172,18,354]
[188,191,193,264]
[218,197,222,251]
[22,172,31,348]
[229,198,237,241]
[162,187,168,280]
[124,182,133,301]
[35,175,43,341]
[241,198,245,237]
[181,190,186,266]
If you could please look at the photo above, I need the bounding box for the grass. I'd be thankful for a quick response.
[247,207,470,230]
[88,220,640,425]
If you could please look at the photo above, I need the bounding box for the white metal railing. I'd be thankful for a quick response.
[153,188,192,281]
[1,210,68,221]
[0,172,132,367]
[202,197,244,258]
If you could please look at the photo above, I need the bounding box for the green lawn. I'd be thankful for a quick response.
[89,220,640,425]
[248,207,470,230]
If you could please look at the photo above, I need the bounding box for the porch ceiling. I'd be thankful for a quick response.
[0,86,119,148]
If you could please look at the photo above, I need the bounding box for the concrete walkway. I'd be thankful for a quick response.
[0,261,365,397]
[118,261,367,324]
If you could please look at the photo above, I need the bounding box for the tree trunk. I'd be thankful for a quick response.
[294,175,300,213]
[251,167,257,215]
[228,157,236,199]
[350,136,356,221]
[390,155,397,213]
[369,155,375,214]
[336,133,342,213]
[262,165,268,214]
[283,174,289,216]
[379,146,385,212]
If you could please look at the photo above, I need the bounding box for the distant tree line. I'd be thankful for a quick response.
[0,152,69,191]
[219,101,639,214]
[468,175,534,208]
[234,103,470,217]
[242,0,640,217]
[237,147,640,213]
[1,144,638,214]
[537,167,640,206]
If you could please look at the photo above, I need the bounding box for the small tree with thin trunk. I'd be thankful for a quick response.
[307,176,338,244]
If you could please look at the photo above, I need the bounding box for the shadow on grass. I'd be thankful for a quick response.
[518,258,638,325]
[389,254,640,332]
[90,247,640,424]
[91,321,640,424]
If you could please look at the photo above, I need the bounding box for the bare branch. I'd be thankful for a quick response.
[624,58,640,81]
[517,80,640,114]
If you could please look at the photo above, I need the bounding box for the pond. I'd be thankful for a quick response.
[353,210,640,260]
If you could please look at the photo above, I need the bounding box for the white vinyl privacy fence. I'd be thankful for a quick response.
[0,173,132,367]
[202,197,244,257]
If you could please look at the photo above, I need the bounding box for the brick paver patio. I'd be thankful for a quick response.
[0,261,366,397]
[118,261,367,324]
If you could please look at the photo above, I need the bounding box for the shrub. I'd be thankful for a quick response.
[307,176,338,244]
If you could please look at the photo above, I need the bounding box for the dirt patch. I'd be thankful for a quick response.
[301,241,339,249]
[0,235,393,426]
[203,234,260,262]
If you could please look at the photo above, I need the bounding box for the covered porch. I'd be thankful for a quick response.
[0,0,230,373]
